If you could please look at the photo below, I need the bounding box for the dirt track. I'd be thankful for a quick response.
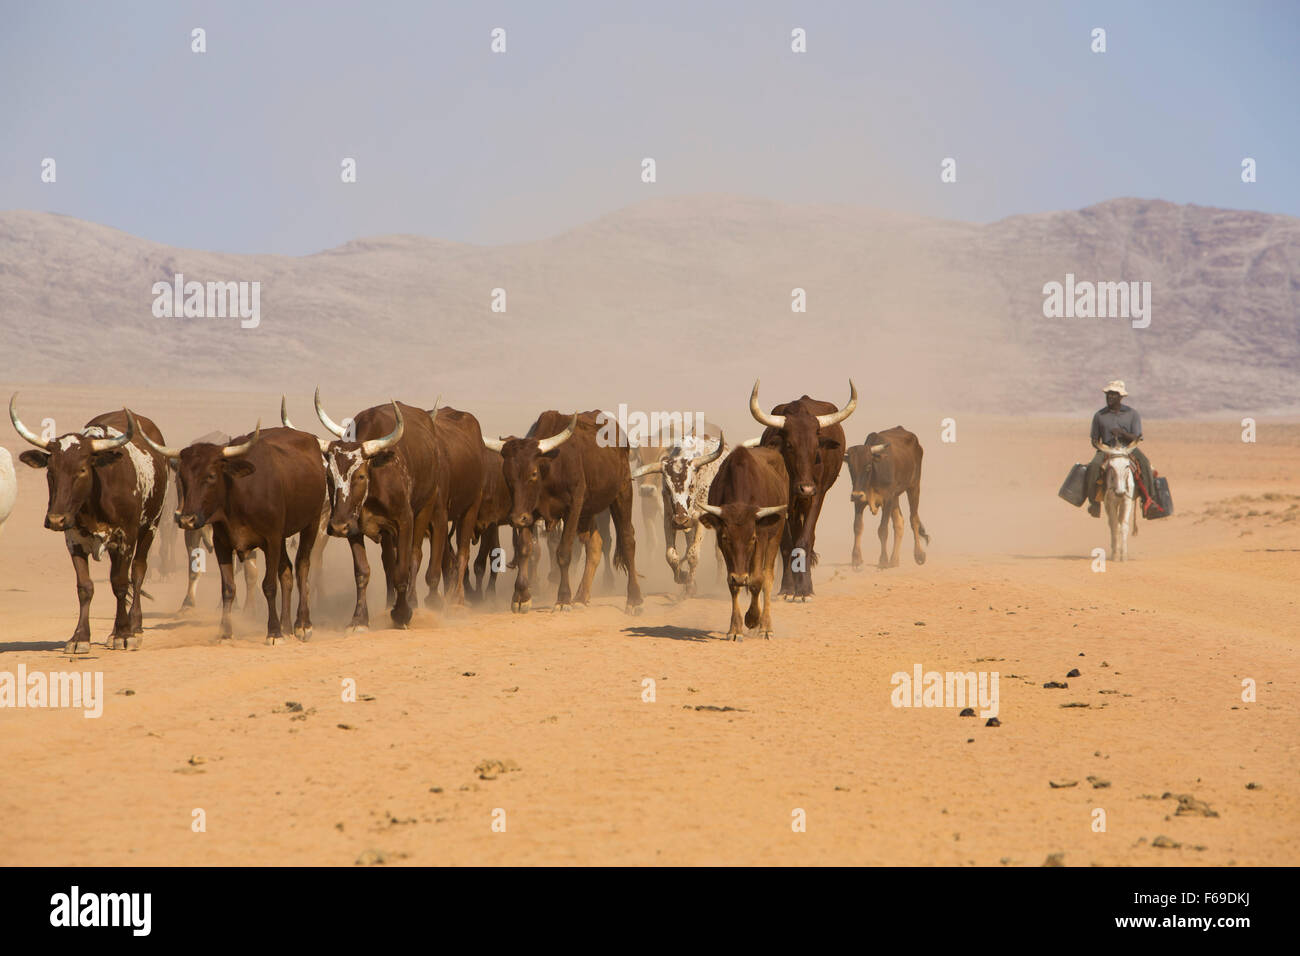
[1,393,1296,865]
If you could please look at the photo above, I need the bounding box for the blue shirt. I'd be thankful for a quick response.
[1091,405,1142,447]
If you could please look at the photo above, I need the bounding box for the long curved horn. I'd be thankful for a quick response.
[815,380,858,428]
[691,430,724,469]
[140,424,184,459]
[483,436,506,452]
[537,413,577,454]
[630,460,663,480]
[89,408,136,453]
[749,380,785,429]
[868,442,887,454]
[740,437,764,448]
[360,402,403,457]
[280,395,295,429]
[314,386,347,438]
[222,421,262,458]
[698,502,723,518]
[9,393,49,450]
[755,504,788,520]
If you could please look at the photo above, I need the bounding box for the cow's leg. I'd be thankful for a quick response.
[553,497,583,610]
[472,531,490,598]
[108,543,134,648]
[597,509,615,591]
[639,483,659,554]
[346,534,371,633]
[214,529,236,641]
[663,506,681,582]
[294,517,319,641]
[263,536,287,644]
[758,529,780,639]
[906,483,929,565]
[546,523,562,584]
[423,501,449,613]
[511,524,533,613]
[725,578,745,640]
[889,502,904,568]
[277,541,294,631]
[486,526,502,597]
[379,532,398,610]
[679,522,702,597]
[777,517,796,596]
[574,515,601,606]
[180,528,201,612]
[851,501,866,570]
[126,526,155,647]
[448,497,480,608]
[794,494,827,599]
[390,511,416,628]
[240,553,260,613]
[610,483,644,614]
[66,541,93,654]
[876,505,892,569]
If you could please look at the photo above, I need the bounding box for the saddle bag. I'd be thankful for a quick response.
[1145,474,1173,519]
[1058,463,1089,507]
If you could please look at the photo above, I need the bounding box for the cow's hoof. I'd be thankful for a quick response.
[109,636,125,650]
[345,625,369,636]
[727,631,743,642]
[915,553,927,565]
[511,599,531,614]
[852,564,863,573]
[626,604,644,617]
[555,603,572,613]
[294,626,312,642]
[125,636,142,651]
[65,640,90,655]
[759,629,774,640]
[266,635,285,646]
[177,604,195,616]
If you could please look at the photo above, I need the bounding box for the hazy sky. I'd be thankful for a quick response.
[2,0,1297,254]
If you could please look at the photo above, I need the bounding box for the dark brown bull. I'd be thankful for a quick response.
[415,404,487,608]
[845,426,930,570]
[143,423,327,644]
[465,445,511,599]
[749,380,856,601]
[11,395,167,653]
[485,410,643,614]
[697,444,789,640]
[312,390,483,630]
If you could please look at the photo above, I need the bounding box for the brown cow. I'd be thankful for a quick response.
[414,404,487,607]
[749,380,856,601]
[845,426,930,569]
[313,390,482,630]
[485,411,643,614]
[144,424,327,644]
[11,395,168,653]
[696,444,789,640]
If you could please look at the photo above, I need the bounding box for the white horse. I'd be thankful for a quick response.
[1097,440,1140,561]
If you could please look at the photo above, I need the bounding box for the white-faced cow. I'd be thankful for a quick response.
[749,380,856,601]
[697,444,789,640]
[630,432,727,596]
[144,422,328,644]
[0,447,16,538]
[11,395,167,653]
[844,426,930,569]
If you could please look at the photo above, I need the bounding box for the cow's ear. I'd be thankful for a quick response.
[698,512,718,531]
[90,449,124,467]
[368,450,396,468]
[757,512,784,529]
[225,460,256,478]
[18,450,50,470]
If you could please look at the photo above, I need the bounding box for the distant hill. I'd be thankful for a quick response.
[1,196,1297,417]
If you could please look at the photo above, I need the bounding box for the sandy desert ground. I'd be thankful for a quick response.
[0,387,1296,866]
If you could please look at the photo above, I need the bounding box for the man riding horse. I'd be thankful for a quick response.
[1085,380,1155,518]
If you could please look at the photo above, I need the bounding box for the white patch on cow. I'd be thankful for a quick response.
[58,435,80,451]
[329,449,364,498]
[0,447,16,534]
[65,527,107,561]
[83,425,157,521]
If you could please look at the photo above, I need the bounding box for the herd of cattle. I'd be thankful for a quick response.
[5,383,931,653]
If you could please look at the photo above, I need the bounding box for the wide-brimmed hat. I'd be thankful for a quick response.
[1103,380,1128,397]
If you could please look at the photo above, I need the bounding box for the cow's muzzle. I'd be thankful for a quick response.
[328,520,355,537]
[797,483,817,498]
[728,572,751,588]
[511,513,534,529]
[850,491,867,502]
[44,513,72,531]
